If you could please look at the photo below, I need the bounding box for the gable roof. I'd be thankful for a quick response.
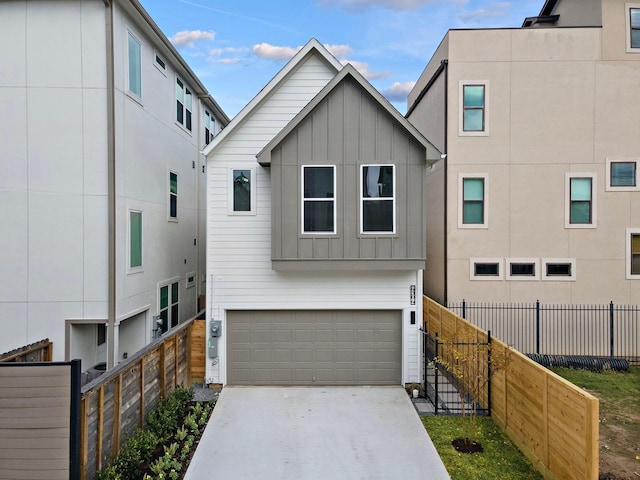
[256,63,441,166]
[202,38,343,157]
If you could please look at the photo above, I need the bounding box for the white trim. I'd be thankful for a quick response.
[565,172,597,229]
[168,170,178,222]
[228,166,257,216]
[541,258,577,282]
[127,209,143,274]
[625,3,640,53]
[458,173,489,229]
[470,258,503,281]
[116,304,151,325]
[301,165,337,235]
[605,158,639,192]
[458,80,489,137]
[506,258,540,281]
[126,29,143,103]
[626,228,640,279]
[186,272,196,288]
[360,164,396,235]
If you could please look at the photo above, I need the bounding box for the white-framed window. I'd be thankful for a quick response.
[458,173,488,229]
[565,173,597,228]
[127,31,142,99]
[606,158,639,191]
[470,258,503,281]
[302,165,336,234]
[176,77,192,132]
[158,280,179,334]
[205,110,216,145]
[626,228,640,279]
[459,81,489,136]
[128,210,143,272]
[228,167,256,215]
[169,171,178,221]
[154,51,167,75]
[626,4,640,52]
[361,164,395,234]
[542,258,576,281]
[506,258,540,281]
[186,272,196,288]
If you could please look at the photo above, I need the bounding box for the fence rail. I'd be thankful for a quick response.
[425,296,599,480]
[448,300,639,364]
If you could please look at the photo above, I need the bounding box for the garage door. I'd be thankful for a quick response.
[226,310,401,386]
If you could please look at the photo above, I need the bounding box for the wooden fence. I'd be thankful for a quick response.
[424,296,599,480]
[79,317,206,480]
[0,339,53,363]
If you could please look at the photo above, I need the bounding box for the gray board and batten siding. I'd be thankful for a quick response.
[226,310,402,386]
[258,67,439,271]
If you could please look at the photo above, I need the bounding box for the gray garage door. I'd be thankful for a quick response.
[226,310,402,386]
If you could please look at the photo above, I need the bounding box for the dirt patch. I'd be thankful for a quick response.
[594,394,640,480]
[451,437,484,454]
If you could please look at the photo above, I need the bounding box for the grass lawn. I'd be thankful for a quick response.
[421,415,543,480]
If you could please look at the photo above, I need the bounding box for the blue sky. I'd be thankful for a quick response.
[140,0,544,117]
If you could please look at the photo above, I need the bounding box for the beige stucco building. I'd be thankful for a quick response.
[407,0,640,305]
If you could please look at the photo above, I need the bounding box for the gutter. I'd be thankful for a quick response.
[105,0,117,369]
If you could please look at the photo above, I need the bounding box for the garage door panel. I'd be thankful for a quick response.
[227,310,401,386]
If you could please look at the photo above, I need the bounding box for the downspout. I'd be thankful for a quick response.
[442,60,449,304]
[104,0,117,369]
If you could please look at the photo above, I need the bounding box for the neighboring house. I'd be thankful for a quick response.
[407,0,640,305]
[0,0,229,373]
[204,39,440,386]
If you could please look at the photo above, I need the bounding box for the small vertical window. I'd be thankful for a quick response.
[129,210,142,269]
[154,53,166,73]
[176,78,192,131]
[233,170,251,212]
[169,172,178,220]
[570,177,592,224]
[630,7,640,48]
[463,178,484,224]
[302,166,335,234]
[127,33,142,98]
[627,229,640,279]
[361,165,395,233]
[97,324,106,346]
[205,111,215,145]
[463,85,485,132]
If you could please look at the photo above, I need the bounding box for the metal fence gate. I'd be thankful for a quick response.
[421,330,491,416]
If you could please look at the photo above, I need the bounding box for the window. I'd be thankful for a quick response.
[626,4,640,51]
[205,111,215,145]
[565,173,597,228]
[127,32,142,98]
[129,210,142,270]
[458,174,488,228]
[361,165,395,233]
[97,324,106,346]
[470,258,503,280]
[542,258,576,281]
[159,281,179,334]
[627,229,640,279]
[606,159,639,191]
[186,272,195,288]
[169,172,178,220]
[459,81,489,136]
[302,166,335,234]
[506,258,540,281]
[176,78,192,131]
[154,52,166,74]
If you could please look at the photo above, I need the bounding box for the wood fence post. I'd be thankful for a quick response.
[80,395,88,480]
[139,357,145,427]
[160,344,166,399]
[97,386,104,471]
[112,374,122,455]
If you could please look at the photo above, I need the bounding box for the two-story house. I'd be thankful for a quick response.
[0,0,229,373]
[407,0,640,305]
[204,39,440,386]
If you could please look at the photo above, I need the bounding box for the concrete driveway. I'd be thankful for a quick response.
[184,386,450,480]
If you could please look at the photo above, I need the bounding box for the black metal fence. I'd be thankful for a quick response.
[448,300,639,364]
[421,330,491,416]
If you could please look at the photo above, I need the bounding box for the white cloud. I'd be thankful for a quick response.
[253,43,302,60]
[381,81,416,102]
[343,60,391,80]
[209,46,248,56]
[170,30,215,47]
[324,43,353,59]
[457,2,511,25]
[318,0,440,12]
[216,58,241,65]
